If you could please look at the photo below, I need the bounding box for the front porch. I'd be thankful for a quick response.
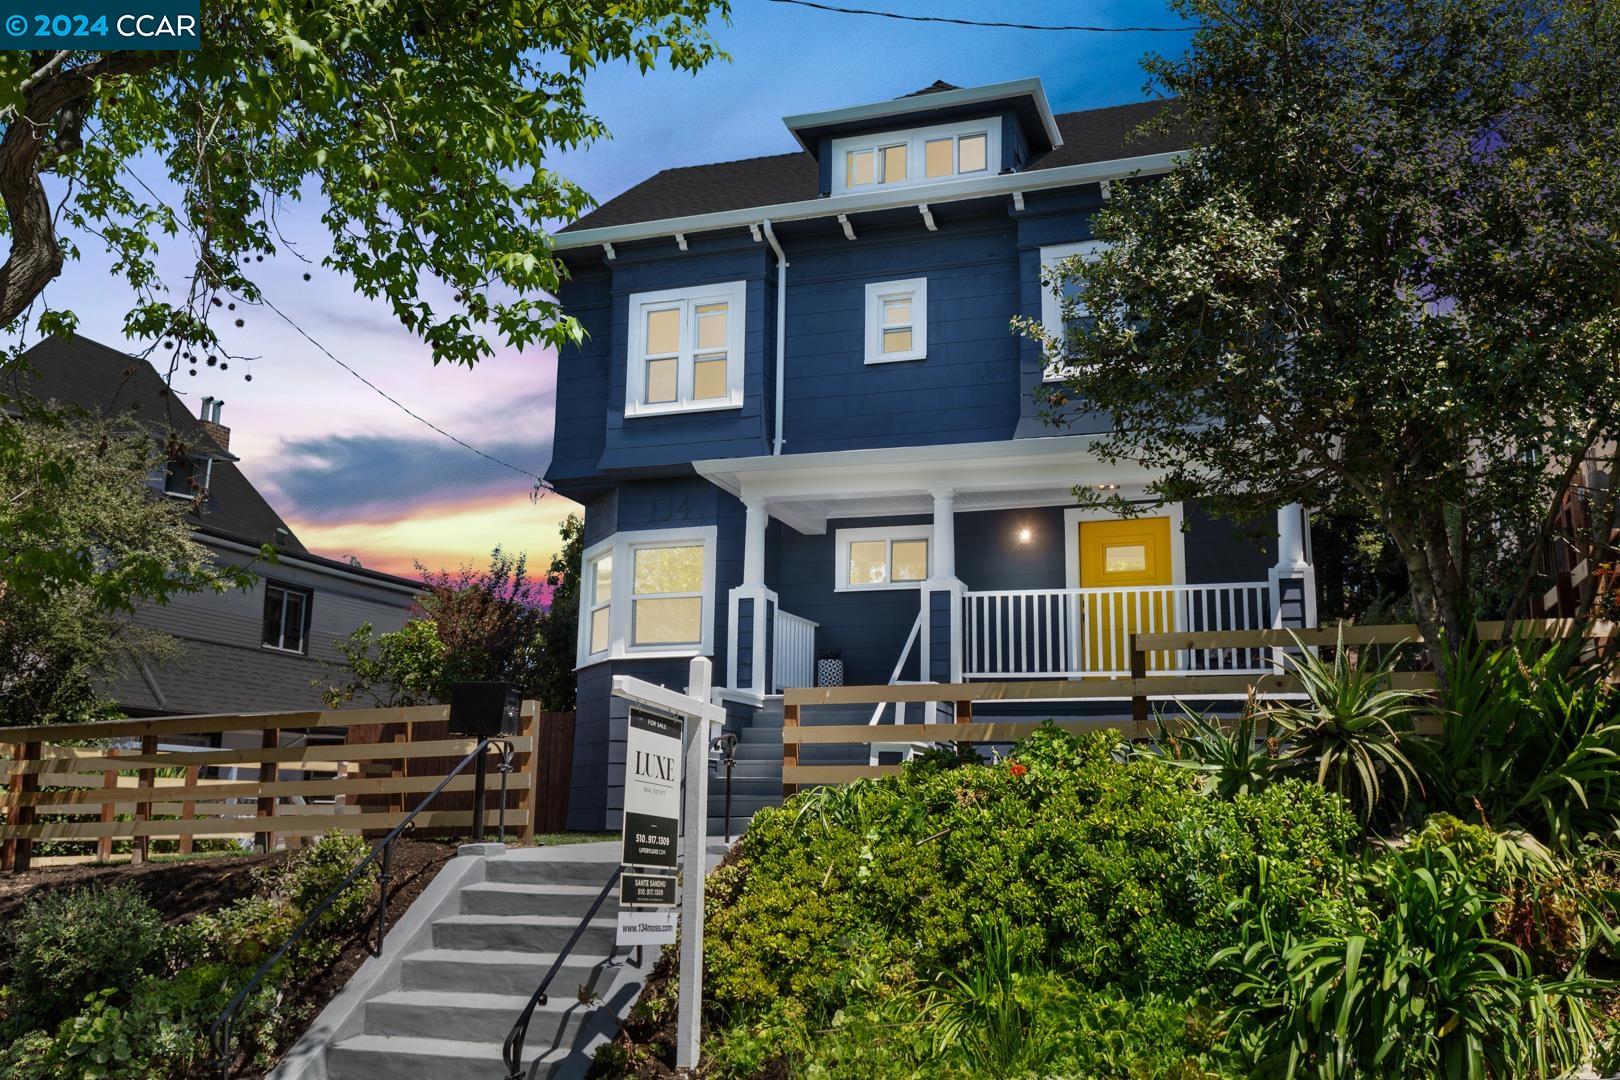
[697,438,1318,700]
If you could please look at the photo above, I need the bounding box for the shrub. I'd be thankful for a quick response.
[6,883,164,1030]
[275,829,375,933]
[1155,694,1278,799]
[703,727,1358,1035]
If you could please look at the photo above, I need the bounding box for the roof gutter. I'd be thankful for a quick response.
[551,150,1184,253]
[760,220,788,456]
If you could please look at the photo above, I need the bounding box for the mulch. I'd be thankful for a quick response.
[0,839,461,1078]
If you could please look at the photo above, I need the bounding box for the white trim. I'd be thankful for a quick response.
[1039,239,1108,382]
[831,117,1000,197]
[1062,503,1186,590]
[576,526,719,669]
[864,278,928,364]
[552,151,1185,252]
[624,281,746,418]
[835,523,934,591]
[782,77,1062,152]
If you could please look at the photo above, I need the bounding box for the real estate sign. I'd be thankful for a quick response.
[616,907,679,945]
[621,708,682,870]
[621,872,678,908]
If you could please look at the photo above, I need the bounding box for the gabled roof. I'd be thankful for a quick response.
[5,334,304,552]
[560,98,1185,235]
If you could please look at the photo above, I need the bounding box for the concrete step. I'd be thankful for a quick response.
[485,856,620,887]
[733,743,784,761]
[460,882,620,919]
[722,758,782,779]
[401,948,603,997]
[365,989,582,1045]
[432,914,618,954]
[327,1034,513,1080]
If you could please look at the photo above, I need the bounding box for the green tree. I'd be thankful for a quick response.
[533,512,583,711]
[0,2,728,365]
[1029,0,1620,674]
[0,403,250,724]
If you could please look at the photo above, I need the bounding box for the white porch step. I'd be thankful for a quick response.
[400,948,603,996]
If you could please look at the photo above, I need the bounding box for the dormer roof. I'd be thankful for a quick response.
[781,77,1063,158]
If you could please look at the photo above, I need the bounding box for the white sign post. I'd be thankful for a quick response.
[610,657,724,1073]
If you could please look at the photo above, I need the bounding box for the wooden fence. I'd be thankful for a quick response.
[780,619,1616,792]
[0,702,574,872]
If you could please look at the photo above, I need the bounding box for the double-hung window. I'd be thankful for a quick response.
[262,581,311,653]
[1039,240,1108,381]
[577,527,718,665]
[626,281,746,417]
[864,278,928,364]
[835,524,932,591]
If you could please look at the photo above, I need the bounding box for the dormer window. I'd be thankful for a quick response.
[163,454,212,499]
[832,118,999,196]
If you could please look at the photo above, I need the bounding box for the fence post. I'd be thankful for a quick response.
[132,735,156,866]
[255,727,278,854]
[1129,634,1148,738]
[97,761,117,863]
[517,703,537,845]
[179,764,200,856]
[782,703,799,797]
[3,740,40,872]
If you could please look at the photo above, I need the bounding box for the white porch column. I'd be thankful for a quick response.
[1269,503,1317,629]
[930,489,957,580]
[743,496,768,586]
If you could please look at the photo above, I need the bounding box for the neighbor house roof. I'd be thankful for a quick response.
[560,98,1185,234]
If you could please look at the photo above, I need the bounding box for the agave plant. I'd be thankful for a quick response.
[1262,628,1426,822]
[1154,692,1279,799]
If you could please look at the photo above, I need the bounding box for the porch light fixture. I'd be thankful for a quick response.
[1096,482,1120,491]
[1017,526,1033,544]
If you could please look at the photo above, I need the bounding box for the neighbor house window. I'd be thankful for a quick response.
[625,281,746,417]
[577,527,718,665]
[864,278,928,364]
[163,454,212,499]
[1039,240,1107,381]
[831,119,1000,196]
[262,582,311,653]
[835,524,932,591]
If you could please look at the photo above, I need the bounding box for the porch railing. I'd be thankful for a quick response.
[961,582,1275,679]
[772,608,818,692]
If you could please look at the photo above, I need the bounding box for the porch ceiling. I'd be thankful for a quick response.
[694,436,1163,534]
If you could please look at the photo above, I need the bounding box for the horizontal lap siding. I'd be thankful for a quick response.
[547,268,612,484]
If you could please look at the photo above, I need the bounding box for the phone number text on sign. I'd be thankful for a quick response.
[3,3,199,49]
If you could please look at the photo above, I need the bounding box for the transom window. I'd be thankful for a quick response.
[262,582,311,653]
[626,281,746,416]
[864,278,928,364]
[578,527,717,664]
[1039,240,1108,382]
[835,524,932,591]
[831,118,1000,196]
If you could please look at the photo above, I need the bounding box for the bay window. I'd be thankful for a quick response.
[577,527,717,665]
[625,281,746,417]
[1039,240,1107,381]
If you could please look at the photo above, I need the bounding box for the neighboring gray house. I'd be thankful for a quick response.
[8,334,421,717]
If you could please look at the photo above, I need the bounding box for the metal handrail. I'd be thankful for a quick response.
[502,866,624,1080]
[208,736,515,1079]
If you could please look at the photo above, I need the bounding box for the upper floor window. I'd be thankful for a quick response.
[262,581,311,653]
[163,454,212,499]
[625,281,746,418]
[835,524,932,591]
[864,278,928,364]
[578,527,718,665]
[831,118,1000,196]
[1039,240,1107,381]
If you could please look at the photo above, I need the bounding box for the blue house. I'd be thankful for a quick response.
[546,79,1318,831]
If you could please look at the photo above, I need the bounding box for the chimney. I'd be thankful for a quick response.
[197,397,230,451]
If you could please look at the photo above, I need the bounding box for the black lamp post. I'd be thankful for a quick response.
[448,682,523,842]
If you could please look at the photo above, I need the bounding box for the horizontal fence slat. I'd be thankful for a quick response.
[0,701,537,745]
[0,736,533,773]
[1131,618,1616,653]
[785,671,1437,707]
[0,809,489,842]
[12,771,532,808]
[783,715,1443,747]
[782,765,904,784]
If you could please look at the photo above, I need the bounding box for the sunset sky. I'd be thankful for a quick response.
[22,1,1190,581]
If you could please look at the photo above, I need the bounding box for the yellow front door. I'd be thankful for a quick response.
[1078,517,1175,672]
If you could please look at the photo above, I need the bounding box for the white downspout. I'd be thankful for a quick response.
[761,219,788,455]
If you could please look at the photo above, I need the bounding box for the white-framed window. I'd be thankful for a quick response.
[163,454,213,499]
[625,281,746,417]
[261,581,311,653]
[1039,240,1108,382]
[831,118,1000,196]
[577,526,718,666]
[864,278,928,364]
[835,524,932,591]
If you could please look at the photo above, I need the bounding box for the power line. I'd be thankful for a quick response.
[762,0,1194,32]
[111,155,550,487]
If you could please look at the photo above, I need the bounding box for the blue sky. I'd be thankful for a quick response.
[37,0,1192,577]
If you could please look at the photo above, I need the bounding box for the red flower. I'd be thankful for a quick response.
[1008,763,1028,778]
